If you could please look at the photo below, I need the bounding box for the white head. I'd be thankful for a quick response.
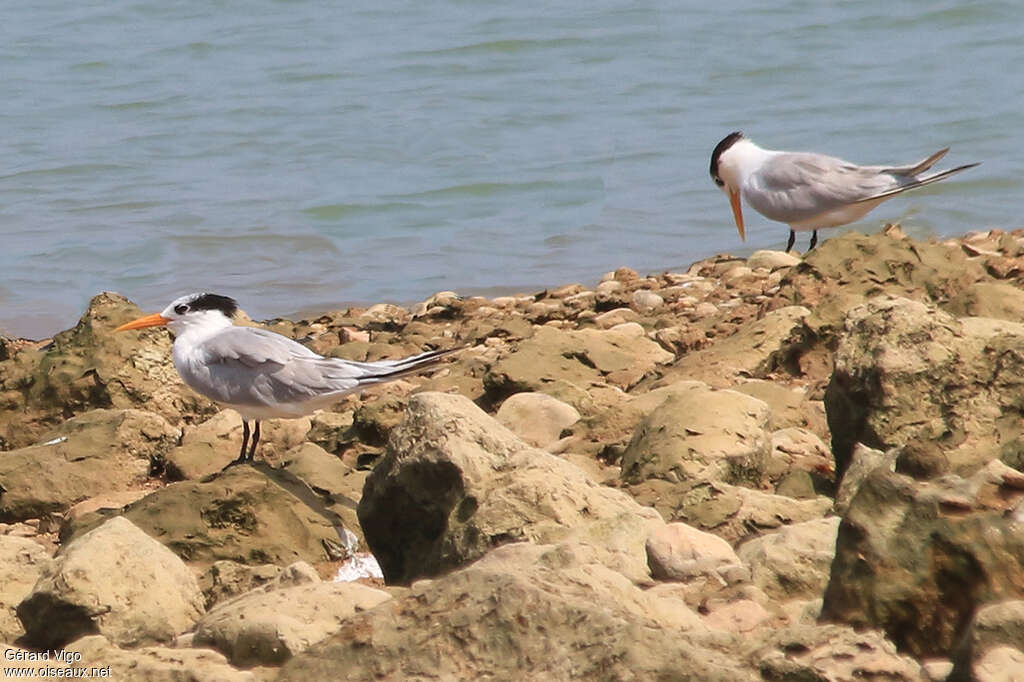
[709,131,754,241]
[115,292,239,336]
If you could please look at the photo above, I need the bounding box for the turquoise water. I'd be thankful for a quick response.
[2,1,1020,337]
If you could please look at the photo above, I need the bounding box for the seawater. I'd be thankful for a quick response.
[2,0,1021,337]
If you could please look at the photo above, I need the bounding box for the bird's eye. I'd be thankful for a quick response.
[174,304,189,315]
[713,176,724,187]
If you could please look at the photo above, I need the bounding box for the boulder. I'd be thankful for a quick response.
[825,295,1024,479]
[645,521,744,583]
[276,542,749,681]
[627,479,832,544]
[17,516,204,649]
[66,465,344,568]
[747,249,800,270]
[950,601,1024,681]
[821,460,1024,657]
[0,408,179,521]
[66,634,253,682]
[164,411,311,480]
[668,306,810,387]
[495,392,581,448]
[0,536,52,642]
[483,324,672,400]
[358,392,663,585]
[947,281,1024,321]
[198,560,284,610]
[736,516,840,601]
[0,292,216,448]
[194,571,391,666]
[619,382,772,488]
[756,623,923,681]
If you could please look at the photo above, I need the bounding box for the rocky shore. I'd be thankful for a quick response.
[3,224,1024,680]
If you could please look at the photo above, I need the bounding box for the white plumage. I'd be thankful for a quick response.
[117,292,460,464]
[709,132,979,252]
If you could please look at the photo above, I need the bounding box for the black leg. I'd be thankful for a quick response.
[226,420,250,469]
[247,421,261,461]
[809,230,818,250]
[785,230,795,253]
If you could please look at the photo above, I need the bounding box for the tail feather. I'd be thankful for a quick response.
[883,147,950,176]
[347,346,465,384]
[855,161,980,204]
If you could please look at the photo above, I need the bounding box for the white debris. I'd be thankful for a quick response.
[334,553,384,582]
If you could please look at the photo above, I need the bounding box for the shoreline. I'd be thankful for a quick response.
[3,224,1024,677]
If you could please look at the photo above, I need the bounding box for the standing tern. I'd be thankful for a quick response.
[709,131,980,252]
[116,292,461,466]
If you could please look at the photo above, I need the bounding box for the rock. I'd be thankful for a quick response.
[737,516,840,601]
[668,306,810,387]
[66,634,254,682]
[733,379,827,434]
[645,522,743,583]
[821,460,1024,657]
[277,542,750,681]
[165,411,312,479]
[495,392,581,448]
[0,536,52,642]
[627,478,832,544]
[17,516,204,649]
[358,392,663,585]
[198,560,284,610]
[65,465,343,568]
[950,601,1024,681]
[630,290,664,312]
[483,325,672,400]
[593,307,640,329]
[748,249,801,270]
[0,292,217,449]
[833,442,897,516]
[0,408,179,521]
[620,382,772,488]
[194,575,391,667]
[757,623,923,681]
[703,599,771,633]
[825,295,1024,479]
[947,281,1024,322]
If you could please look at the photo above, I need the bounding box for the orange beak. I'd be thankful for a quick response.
[115,313,171,332]
[729,188,745,241]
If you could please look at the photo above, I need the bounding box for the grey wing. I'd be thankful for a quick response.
[190,327,361,409]
[746,152,899,223]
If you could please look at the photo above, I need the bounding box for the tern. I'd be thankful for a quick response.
[709,131,980,252]
[116,292,460,466]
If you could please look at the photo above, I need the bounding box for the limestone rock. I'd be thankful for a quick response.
[0,408,179,521]
[950,601,1024,681]
[737,516,840,601]
[821,460,1024,657]
[277,542,748,681]
[627,479,832,544]
[66,465,343,568]
[0,292,216,448]
[194,576,391,666]
[757,623,923,681]
[825,295,1024,479]
[495,392,581,448]
[0,536,52,642]
[358,392,663,585]
[198,561,284,610]
[620,382,772,487]
[165,411,312,479]
[748,249,800,270]
[645,521,743,583]
[17,516,204,649]
[483,324,672,400]
[66,634,254,682]
[668,306,810,387]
